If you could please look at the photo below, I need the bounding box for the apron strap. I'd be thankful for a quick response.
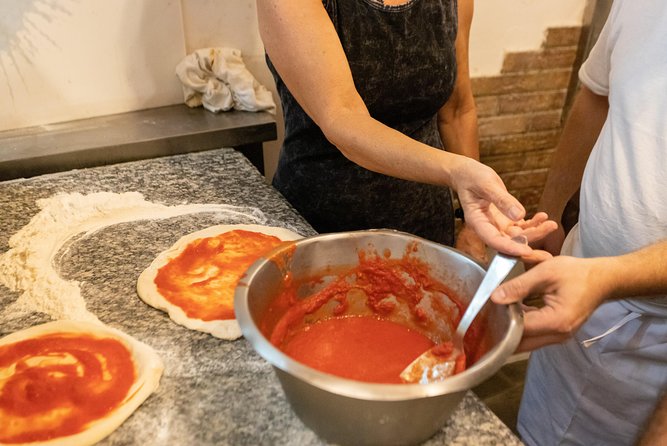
[581,311,642,348]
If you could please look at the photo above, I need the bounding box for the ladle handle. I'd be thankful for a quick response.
[455,250,520,339]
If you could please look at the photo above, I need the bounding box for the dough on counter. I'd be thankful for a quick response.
[137,224,302,340]
[0,320,164,446]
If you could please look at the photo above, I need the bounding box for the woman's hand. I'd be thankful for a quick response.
[491,256,610,351]
[519,223,565,270]
[452,157,558,258]
[455,223,489,265]
[531,223,566,257]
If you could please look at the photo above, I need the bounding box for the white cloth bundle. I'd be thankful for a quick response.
[175,47,276,114]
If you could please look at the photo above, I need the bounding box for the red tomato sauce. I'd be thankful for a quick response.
[262,245,491,383]
[0,333,135,443]
[155,229,285,321]
[282,316,434,383]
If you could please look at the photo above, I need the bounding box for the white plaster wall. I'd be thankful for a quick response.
[470,0,588,76]
[179,0,282,182]
[0,0,186,132]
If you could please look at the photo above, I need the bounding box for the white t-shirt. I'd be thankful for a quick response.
[577,0,667,313]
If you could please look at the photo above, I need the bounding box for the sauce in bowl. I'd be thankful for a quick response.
[260,244,491,383]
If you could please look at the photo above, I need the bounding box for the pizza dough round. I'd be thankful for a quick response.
[0,320,164,446]
[137,224,302,340]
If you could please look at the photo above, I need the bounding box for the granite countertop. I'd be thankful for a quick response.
[0,148,522,446]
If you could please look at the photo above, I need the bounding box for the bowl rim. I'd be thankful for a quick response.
[234,229,523,401]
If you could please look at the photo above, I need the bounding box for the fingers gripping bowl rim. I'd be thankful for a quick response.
[234,229,523,445]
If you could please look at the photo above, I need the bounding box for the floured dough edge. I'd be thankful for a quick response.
[0,320,164,446]
[136,224,303,340]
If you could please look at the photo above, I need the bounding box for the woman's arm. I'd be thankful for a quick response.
[437,0,488,262]
[437,0,478,161]
[257,0,555,255]
[259,0,466,184]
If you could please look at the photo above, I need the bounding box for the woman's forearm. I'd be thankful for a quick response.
[259,0,468,189]
[438,104,479,161]
[437,0,479,162]
[322,111,465,187]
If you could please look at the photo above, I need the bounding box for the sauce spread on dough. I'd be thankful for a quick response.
[283,316,434,383]
[155,229,285,321]
[0,333,135,443]
[262,245,491,383]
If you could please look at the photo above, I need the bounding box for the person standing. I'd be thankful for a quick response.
[490,0,667,444]
[257,0,555,260]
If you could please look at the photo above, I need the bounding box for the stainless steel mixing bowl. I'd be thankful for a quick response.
[235,229,523,446]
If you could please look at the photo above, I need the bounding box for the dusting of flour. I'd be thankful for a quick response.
[0,191,271,323]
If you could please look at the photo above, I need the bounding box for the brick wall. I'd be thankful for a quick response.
[472,27,583,215]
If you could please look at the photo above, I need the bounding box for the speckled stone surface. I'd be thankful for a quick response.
[0,149,522,446]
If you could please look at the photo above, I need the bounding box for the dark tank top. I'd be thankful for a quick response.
[268,0,458,245]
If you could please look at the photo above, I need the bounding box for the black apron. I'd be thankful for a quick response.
[268,0,458,245]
